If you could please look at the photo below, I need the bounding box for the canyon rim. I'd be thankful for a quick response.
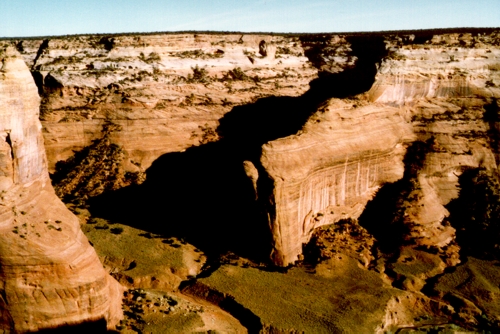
[0,28,499,332]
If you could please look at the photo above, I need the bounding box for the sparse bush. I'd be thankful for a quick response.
[187,65,210,84]
[110,227,124,235]
[170,49,223,59]
[275,46,302,57]
[243,49,254,57]
[139,52,161,64]
[147,52,161,62]
[95,224,109,230]
[223,67,247,81]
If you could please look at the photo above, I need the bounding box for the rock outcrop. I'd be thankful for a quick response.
[259,31,500,265]
[0,47,122,332]
[5,30,500,270]
[12,34,316,173]
[370,34,499,264]
[1,29,500,332]
[261,99,415,265]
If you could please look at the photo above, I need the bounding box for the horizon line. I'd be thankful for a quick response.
[1,26,499,41]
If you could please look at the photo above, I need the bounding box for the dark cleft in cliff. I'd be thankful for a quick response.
[81,35,390,265]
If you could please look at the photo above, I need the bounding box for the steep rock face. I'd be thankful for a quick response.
[369,33,500,105]
[367,34,500,261]
[11,34,318,173]
[0,47,122,332]
[261,99,415,265]
[6,30,500,269]
[261,31,500,266]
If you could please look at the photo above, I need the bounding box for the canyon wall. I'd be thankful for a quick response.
[4,30,500,267]
[0,46,122,332]
[261,100,415,265]
[372,33,500,253]
[262,33,500,265]
[261,31,500,265]
[14,34,317,173]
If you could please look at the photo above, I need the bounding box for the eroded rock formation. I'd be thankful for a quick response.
[11,34,316,174]
[1,28,500,332]
[261,99,415,265]
[259,30,500,266]
[7,30,500,269]
[0,46,122,332]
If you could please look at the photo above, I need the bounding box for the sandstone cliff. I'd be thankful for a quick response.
[261,99,415,265]
[15,34,316,173]
[8,30,500,268]
[260,30,500,265]
[1,29,499,332]
[0,47,122,332]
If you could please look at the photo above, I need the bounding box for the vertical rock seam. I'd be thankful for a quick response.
[0,47,122,332]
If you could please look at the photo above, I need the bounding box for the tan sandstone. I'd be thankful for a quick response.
[261,98,415,265]
[0,47,122,332]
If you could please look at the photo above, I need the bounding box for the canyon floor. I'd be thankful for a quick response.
[74,207,500,333]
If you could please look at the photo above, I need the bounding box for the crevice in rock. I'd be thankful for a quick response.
[69,35,389,265]
[5,132,14,162]
[31,39,49,70]
[30,39,53,95]
[31,70,45,96]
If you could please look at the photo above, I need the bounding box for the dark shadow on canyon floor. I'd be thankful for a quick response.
[88,36,388,263]
[90,141,271,261]
[31,318,108,333]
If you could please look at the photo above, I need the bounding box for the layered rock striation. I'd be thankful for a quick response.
[11,34,317,173]
[0,47,122,332]
[261,99,415,265]
[4,30,500,269]
[259,31,500,266]
[370,33,500,263]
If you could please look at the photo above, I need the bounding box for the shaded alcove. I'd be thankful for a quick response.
[88,35,389,263]
[357,140,431,255]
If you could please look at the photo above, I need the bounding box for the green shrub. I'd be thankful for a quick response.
[139,52,161,64]
[223,67,247,81]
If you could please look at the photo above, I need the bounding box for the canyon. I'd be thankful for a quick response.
[0,28,499,332]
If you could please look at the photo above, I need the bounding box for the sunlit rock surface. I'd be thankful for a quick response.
[11,34,317,173]
[0,47,122,332]
[261,99,415,265]
[0,29,499,332]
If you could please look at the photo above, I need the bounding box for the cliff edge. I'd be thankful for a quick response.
[0,46,122,332]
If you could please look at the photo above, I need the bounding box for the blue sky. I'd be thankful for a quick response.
[1,0,499,37]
